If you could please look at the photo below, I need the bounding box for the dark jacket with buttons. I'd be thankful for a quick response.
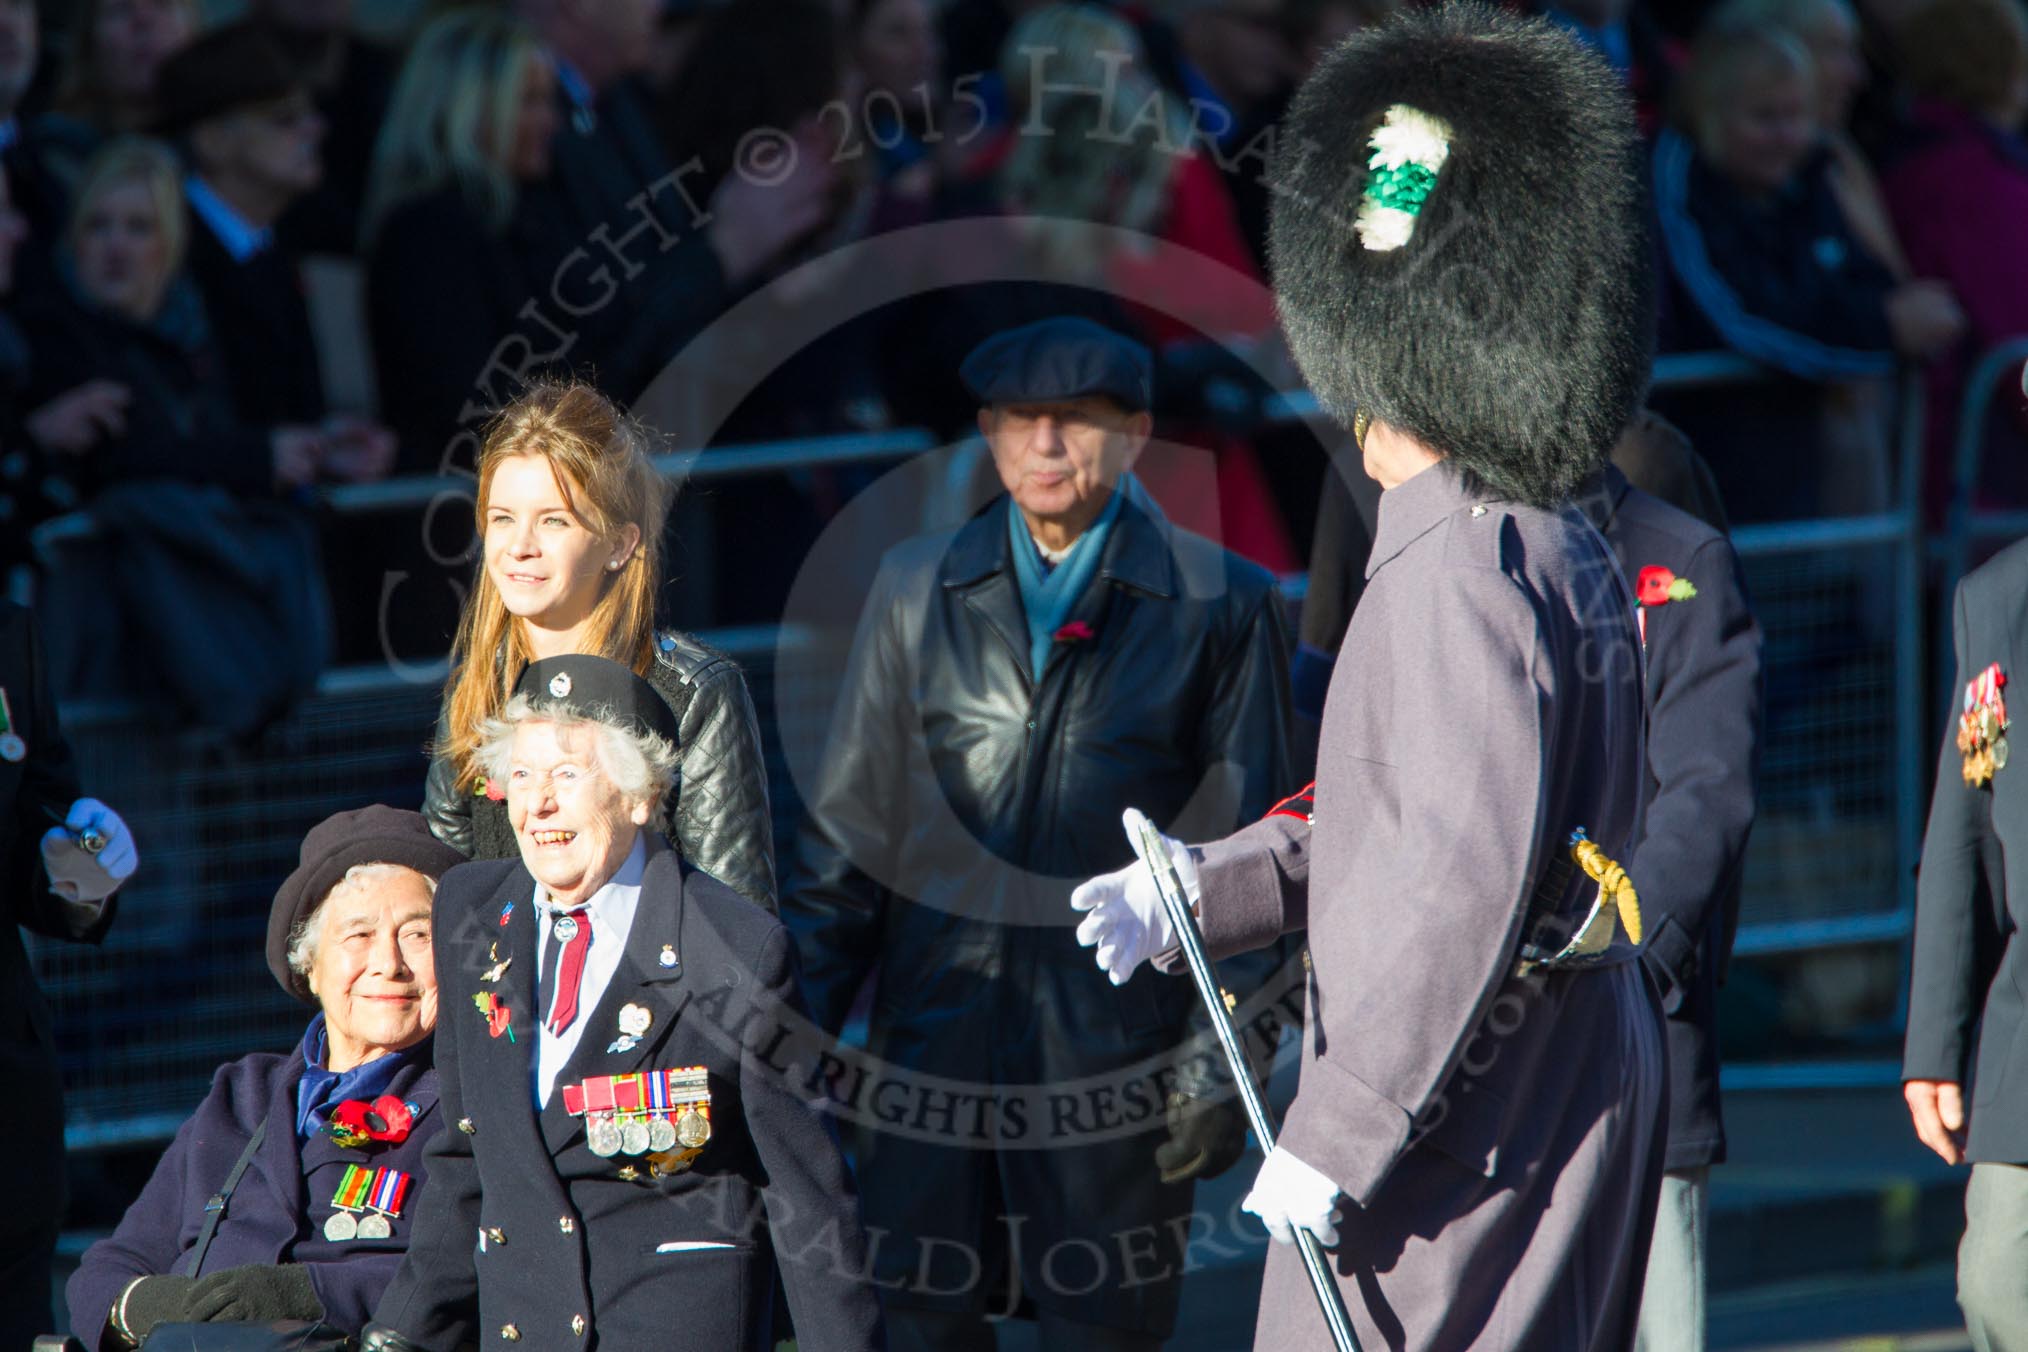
[422,629,776,911]
[1578,467,1762,1171]
[371,839,882,1350]
[66,1046,439,1344]
[1,602,111,1253]
[1905,537,2028,1163]
[783,488,1292,1336]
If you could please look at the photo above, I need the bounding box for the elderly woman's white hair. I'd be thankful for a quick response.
[475,696,681,827]
[287,863,441,978]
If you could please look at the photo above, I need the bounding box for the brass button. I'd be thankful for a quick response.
[487,1227,506,1245]
[571,1315,586,1337]
[501,1326,519,1342]
[617,1166,638,1182]
[559,1217,575,1234]
[457,1117,475,1135]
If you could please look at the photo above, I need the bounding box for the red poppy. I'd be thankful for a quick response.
[328,1095,416,1147]
[326,1099,373,1148]
[486,996,513,1041]
[1053,621,1095,643]
[366,1095,414,1143]
[1636,565,1698,607]
[483,779,505,802]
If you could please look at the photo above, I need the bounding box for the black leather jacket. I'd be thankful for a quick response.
[782,490,1292,1331]
[422,630,776,912]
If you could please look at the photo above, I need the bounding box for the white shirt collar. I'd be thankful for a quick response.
[185,176,272,264]
[531,832,648,1108]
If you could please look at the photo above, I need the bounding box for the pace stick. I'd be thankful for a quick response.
[1127,814,1361,1352]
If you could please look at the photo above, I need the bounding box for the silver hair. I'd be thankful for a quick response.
[474,695,679,830]
[287,862,441,977]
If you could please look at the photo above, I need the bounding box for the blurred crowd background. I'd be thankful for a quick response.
[2,0,2023,1335]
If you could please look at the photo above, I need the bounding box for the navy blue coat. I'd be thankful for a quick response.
[372,840,883,1351]
[1580,467,1763,1170]
[1905,537,2028,1162]
[66,1044,440,1345]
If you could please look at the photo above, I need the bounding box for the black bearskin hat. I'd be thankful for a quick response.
[1268,2,1653,508]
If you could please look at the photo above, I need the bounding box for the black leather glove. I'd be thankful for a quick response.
[114,1274,199,1345]
[182,1263,324,1322]
[359,1325,429,1352]
[1154,1090,1248,1184]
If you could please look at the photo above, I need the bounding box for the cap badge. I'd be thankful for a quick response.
[549,672,572,698]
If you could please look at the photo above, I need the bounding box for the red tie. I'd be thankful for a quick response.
[546,908,592,1036]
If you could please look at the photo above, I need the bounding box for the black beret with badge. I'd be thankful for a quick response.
[515,655,680,746]
[960,317,1153,414]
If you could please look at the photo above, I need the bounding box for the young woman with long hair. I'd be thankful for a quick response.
[420,380,777,911]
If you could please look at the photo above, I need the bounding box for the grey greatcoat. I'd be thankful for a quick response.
[1188,462,1668,1350]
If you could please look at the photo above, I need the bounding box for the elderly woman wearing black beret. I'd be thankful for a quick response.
[363,654,881,1352]
[67,806,465,1348]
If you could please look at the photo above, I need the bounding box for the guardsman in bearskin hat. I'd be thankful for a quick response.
[1072,4,1668,1348]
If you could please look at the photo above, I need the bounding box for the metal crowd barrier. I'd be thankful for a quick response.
[1939,335,2028,592]
[31,365,1934,1143]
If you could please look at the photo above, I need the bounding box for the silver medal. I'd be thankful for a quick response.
[357,1213,393,1240]
[648,1116,677,1153]
[324,1210,359,1242]
[677,1108,711,1149]
[620,1117,651,1156]
[588,1116,622,1157]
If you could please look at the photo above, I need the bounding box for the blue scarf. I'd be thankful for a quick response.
[1007,480,1130,679]
[293,1013,428,1140]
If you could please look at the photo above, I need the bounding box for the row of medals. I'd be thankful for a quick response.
[588,1106,710,1158]
[325,1208,393,1242]
[1963,704,2010,782]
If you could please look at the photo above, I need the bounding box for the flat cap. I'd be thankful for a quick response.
[155,22,306,135]
[268,805,468,1005]
[960,317,1152,413]
[514,655,680,746]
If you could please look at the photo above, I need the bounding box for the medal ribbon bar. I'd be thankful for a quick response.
[369,1168,411,1217]
[333,1164,374,1211]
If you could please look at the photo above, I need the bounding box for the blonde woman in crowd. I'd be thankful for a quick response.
[420,380,778,913]
[361,8,562,465]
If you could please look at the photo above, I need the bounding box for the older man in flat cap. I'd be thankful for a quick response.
[785,315,1296,1350]
[1074,5,1667,1349]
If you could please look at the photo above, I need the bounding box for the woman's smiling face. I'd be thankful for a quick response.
[505,719,648,907]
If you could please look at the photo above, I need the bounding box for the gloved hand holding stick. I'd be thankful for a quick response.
[1121,809,1361,1352]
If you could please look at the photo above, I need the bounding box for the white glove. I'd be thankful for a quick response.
[40,798,137,903]
[1242,1146,1343,1247]
[1069,807,1198,986]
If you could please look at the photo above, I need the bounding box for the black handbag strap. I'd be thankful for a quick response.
[181,1119,266,1278]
